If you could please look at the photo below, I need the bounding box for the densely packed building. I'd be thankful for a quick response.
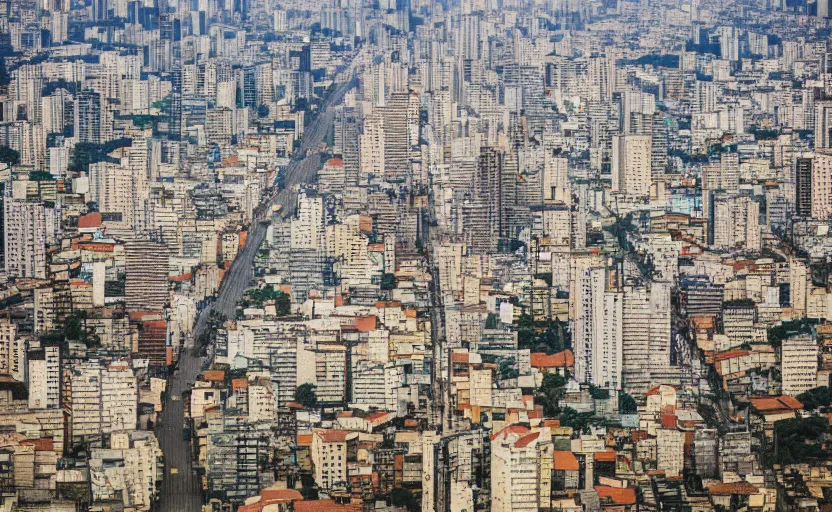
[1,0,832,510]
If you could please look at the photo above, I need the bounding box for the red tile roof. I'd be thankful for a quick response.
[238,489,304,512]
[553,450,580,471]
[490,424,530,440]
[714,349,752,362]
[530,349,574,369]
[452,352,469,363]
[708,482,759,495]
[749,395,803,412]
[595,486,637,505]
[201,370,225,382]
[513,432,540,448]
[314,429,351,443]
[294,500,362,512]
[594,449,616,462]
[78,212,102,228]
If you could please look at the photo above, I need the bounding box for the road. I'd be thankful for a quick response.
[154,53,361,512]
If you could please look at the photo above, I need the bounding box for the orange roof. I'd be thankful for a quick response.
[553,450,580,471]
[232,378,248,390]
[314,429,351,443]
[530,349,574,369]
[326,157,343,167]
[690,315,715,329]
[78,212,103,228]
[452,352,469,363]
[708,482,759,495]
[595,486,637,505]
[352,315,377,332]
[261,489,303,501]
[238,489,304,512]
[202,370,225,382]
[296,434,313,446]
[32,438,54,452]
[295,501,361,512]
[490,424,530,440]
[170,273,192,282]
[714,349,751,362]
[514,432,540,448]
[646,384,678,396]
[749,395,803,412]
[594,449,616,462]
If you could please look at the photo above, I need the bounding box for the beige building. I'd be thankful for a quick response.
[781,335,818,397]
[311,429,356,492]
[812,150,832,218]
[612,134,652,197]
[491,425,553,512]
[656,428,685,477]
[0,320,25,382]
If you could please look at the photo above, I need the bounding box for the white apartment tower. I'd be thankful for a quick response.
[712,195,761,252]
[0,320,25,382]
[4,198,48,279]
[812,150,832,219]
[571,264,623,390]
[612,134,652,197]
[781,336,818,397]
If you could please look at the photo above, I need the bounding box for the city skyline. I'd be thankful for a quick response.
[0,0,830,511]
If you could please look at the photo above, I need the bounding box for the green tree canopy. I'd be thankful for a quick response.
[390,488,418,512]
[619,391,638,414]
[294,383,317,408]
[774,416,832,465]
[0,146,20,167]
[796,386,831,411]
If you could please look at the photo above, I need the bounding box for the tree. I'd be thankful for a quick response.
[294,383,317,408]
[0,146,19,167]
[697,402,723,431]
[485,313,498,329]
[796,386,832,411]
[299,486,318,500]
[390,488,418,512]
[588,384,610,400]
[275,292,291,316]
[381,273,396,290]
[767,319,817,348]
[497,357,520,380]
[619,391,638,414]
[774,416,832,464]
[534,372,568,418]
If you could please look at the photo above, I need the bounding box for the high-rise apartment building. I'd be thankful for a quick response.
[711,195,761,252]
[781,335,818,397]
[572,264,623,390]
[0,320,25,382]
[3,198,48,279]
[124,240,170,312]
[795,156,813,217]
[812,150,832,218]
[75,89,102,144]
[611,134,651,197]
